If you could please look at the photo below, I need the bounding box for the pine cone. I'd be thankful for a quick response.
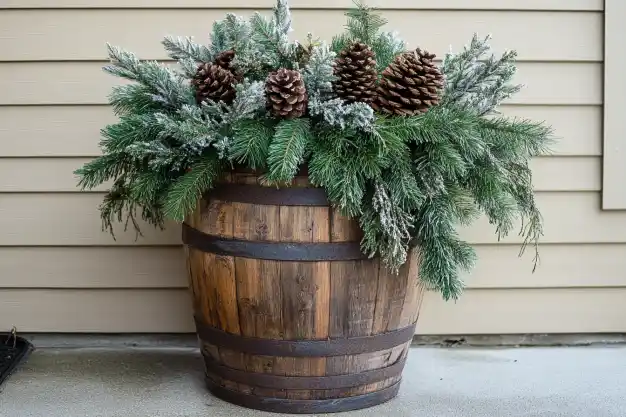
[265,68,308,119]
[372,48,445,116]
[333,41,377,104]
[191,62,236,105]
[213,49,235,71]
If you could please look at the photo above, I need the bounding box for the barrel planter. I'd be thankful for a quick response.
[182,169,425,414]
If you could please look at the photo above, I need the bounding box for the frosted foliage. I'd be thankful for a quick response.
[230,80,266,120]
[309,98,375,132]
[372,181,413,266]
[250,0,298,68]
[103,43,194,110]
[274,0,293,35]
[303,42,337,98]
[441,33,522,116]
[162,35,213,62]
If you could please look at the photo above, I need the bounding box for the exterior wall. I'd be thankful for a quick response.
[1,0,622,335]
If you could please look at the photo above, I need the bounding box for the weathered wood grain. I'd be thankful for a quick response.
[184,170,423,410]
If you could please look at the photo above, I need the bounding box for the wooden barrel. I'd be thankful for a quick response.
[183,170,425,414]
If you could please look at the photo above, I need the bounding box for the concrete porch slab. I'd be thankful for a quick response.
[1,345,625,417]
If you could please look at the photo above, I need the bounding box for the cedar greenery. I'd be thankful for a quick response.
[75,0,554,300]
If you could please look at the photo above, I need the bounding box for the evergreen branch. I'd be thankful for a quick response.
[303,42,337,99]
[440,33,523,116]
[98,114,161,154]
[331,33,352,55]
[359,180,414,268]
[177,57,201,79]
[229,119,277,170]
[309,97,375,132]
[506,162,544,271]
[74,153,129,191]
[129,170,168,204]
[108,84,167,116]
[266,118,312,184]
[153,105,217,149]
[308,142,366,217]
[250,10,297,69]
[479,116,555,160]
[414,193,477,300]
[344,0,388,45]
[98,180,143,239]
[273,0,293,36]
[371,31,406,72]
[383,156,424,211]
[103,43,195,110]
[162,35,213,62]
[163,155,221,222]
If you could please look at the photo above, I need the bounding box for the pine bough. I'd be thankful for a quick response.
[75,0,554,300]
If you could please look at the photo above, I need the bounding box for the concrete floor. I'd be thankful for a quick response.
[1,345,625,417]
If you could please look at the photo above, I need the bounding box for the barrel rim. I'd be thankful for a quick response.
[206,183,330,206]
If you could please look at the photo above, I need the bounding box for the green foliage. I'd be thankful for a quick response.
[266,118,312,184]
[441,33,523,117]
[331,0,405,71]
[229,119,277,170]
[75,0,555,302]
[163,155,221,222]
[162,36,213,62]
[249,0,298,70]
[343,0,388,45]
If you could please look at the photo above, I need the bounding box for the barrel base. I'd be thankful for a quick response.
[205,377,402,414]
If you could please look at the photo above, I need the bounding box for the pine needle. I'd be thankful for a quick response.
[163,156,221,222]
[266,118,312,184]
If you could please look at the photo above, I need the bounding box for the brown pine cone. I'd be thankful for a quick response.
[372,48,445,116]
[191,62,236,105]
[213,49,235,71]
[333,41,378,104]
[265,68,308,119]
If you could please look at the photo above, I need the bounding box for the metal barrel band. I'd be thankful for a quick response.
[195,319,416,357]
[205,376,402,414]
[203,354,407,390]
[182,223,368,261]
[207,183,330,206]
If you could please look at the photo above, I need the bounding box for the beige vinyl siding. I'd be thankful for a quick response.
[0,1,616,335]
[0,0,604,10]
[0,10,602,61]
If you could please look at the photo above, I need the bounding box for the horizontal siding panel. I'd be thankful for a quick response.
[417,288,626,334]
[1,105,600,157]
[2,288,623,334]
[0,10,601,62]
[3,244,625,289]
[0,62,601,106]
[0,247,186,289]
[0,158,106,192]
[467,244,626,289]
[459,192,626,245]
[0,289,195,333]
[0,0,604,11]
[499,105,601,156]
[0,106,113,157]
[0,156,597,192]
[0,193,181,246]
[0,192,621,246]
[530,157,599,191]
